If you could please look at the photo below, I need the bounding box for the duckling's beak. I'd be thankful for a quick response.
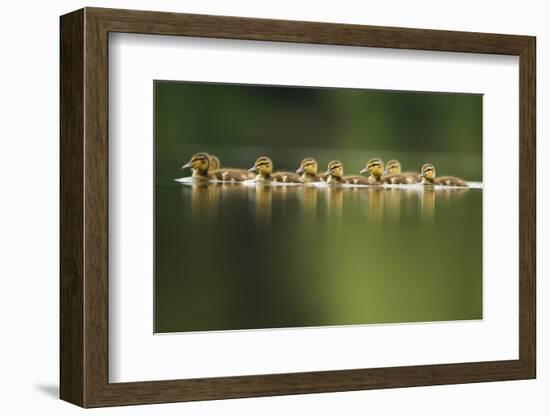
[419,172,425,178]
[296,167,304,175]
[248,166,257,173]
[181,161,192,170]
[359,167,368,174]
[324,169,332,176]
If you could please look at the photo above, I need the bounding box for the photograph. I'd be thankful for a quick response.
[154,80,483,333]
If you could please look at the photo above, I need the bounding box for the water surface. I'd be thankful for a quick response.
[155,180,482,333]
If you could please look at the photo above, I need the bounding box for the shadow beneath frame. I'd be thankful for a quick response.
[34,384,59,399]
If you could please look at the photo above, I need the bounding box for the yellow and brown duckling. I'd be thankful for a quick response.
[208,154,221,171]
[419,163,468,187]
[382,159,420,184]
[249,156,303,183]
[359,158,385,185]
[325,160,373,185]
[296,158,324,183]
[181,152,212,180]
[181,152,248,182]
[208,153,255,180]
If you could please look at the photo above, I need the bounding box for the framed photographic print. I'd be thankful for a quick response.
[60,7,536,408]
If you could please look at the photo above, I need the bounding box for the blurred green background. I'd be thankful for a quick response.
[155,81,482,180]
[154,81,482,333]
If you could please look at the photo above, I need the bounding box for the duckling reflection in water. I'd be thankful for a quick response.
[296,158,325,183]
[359,158,385,185]
[209,154,256,180]
[324,160,373,185]
[181,152,249,182]
[325,186,344,218]
[186,182,221,220]
[382,159,420,184]
[366,188,385,222]
[384,189,402,220]
[421,188,436,220]
[252,183,273,225]
[248,156,303,183]
[419,163,468,187]
[299,186,319,216]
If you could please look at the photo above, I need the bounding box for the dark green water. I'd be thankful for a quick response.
[154,181,482,333]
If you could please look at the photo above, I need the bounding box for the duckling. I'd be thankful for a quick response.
[382,159,420,184]
[248,156,303,183]
[296,158,324,183]
[181,152,248,182]
[359,158,385,185]
[181,152,212,180]
[419,163,468,187]
[208,154,221,171]
[209,154,256,180]
[324,160,373,185]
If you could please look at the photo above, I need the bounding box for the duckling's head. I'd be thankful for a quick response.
[385,159,402,175]
[209,154,221,171]
[325,160,344,179]
[249,156,273,178]
[182,152,210,175]
[420,163,436,181]
[360,158,385,178]
[296,158,318,176]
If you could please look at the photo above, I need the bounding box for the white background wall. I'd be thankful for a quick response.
[0,0,546,414]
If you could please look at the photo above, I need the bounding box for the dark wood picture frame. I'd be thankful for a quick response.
[60,7,536,408]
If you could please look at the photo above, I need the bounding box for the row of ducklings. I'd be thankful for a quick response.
[181,152,468,187]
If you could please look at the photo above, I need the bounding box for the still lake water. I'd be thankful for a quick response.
[155,180,482,333]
